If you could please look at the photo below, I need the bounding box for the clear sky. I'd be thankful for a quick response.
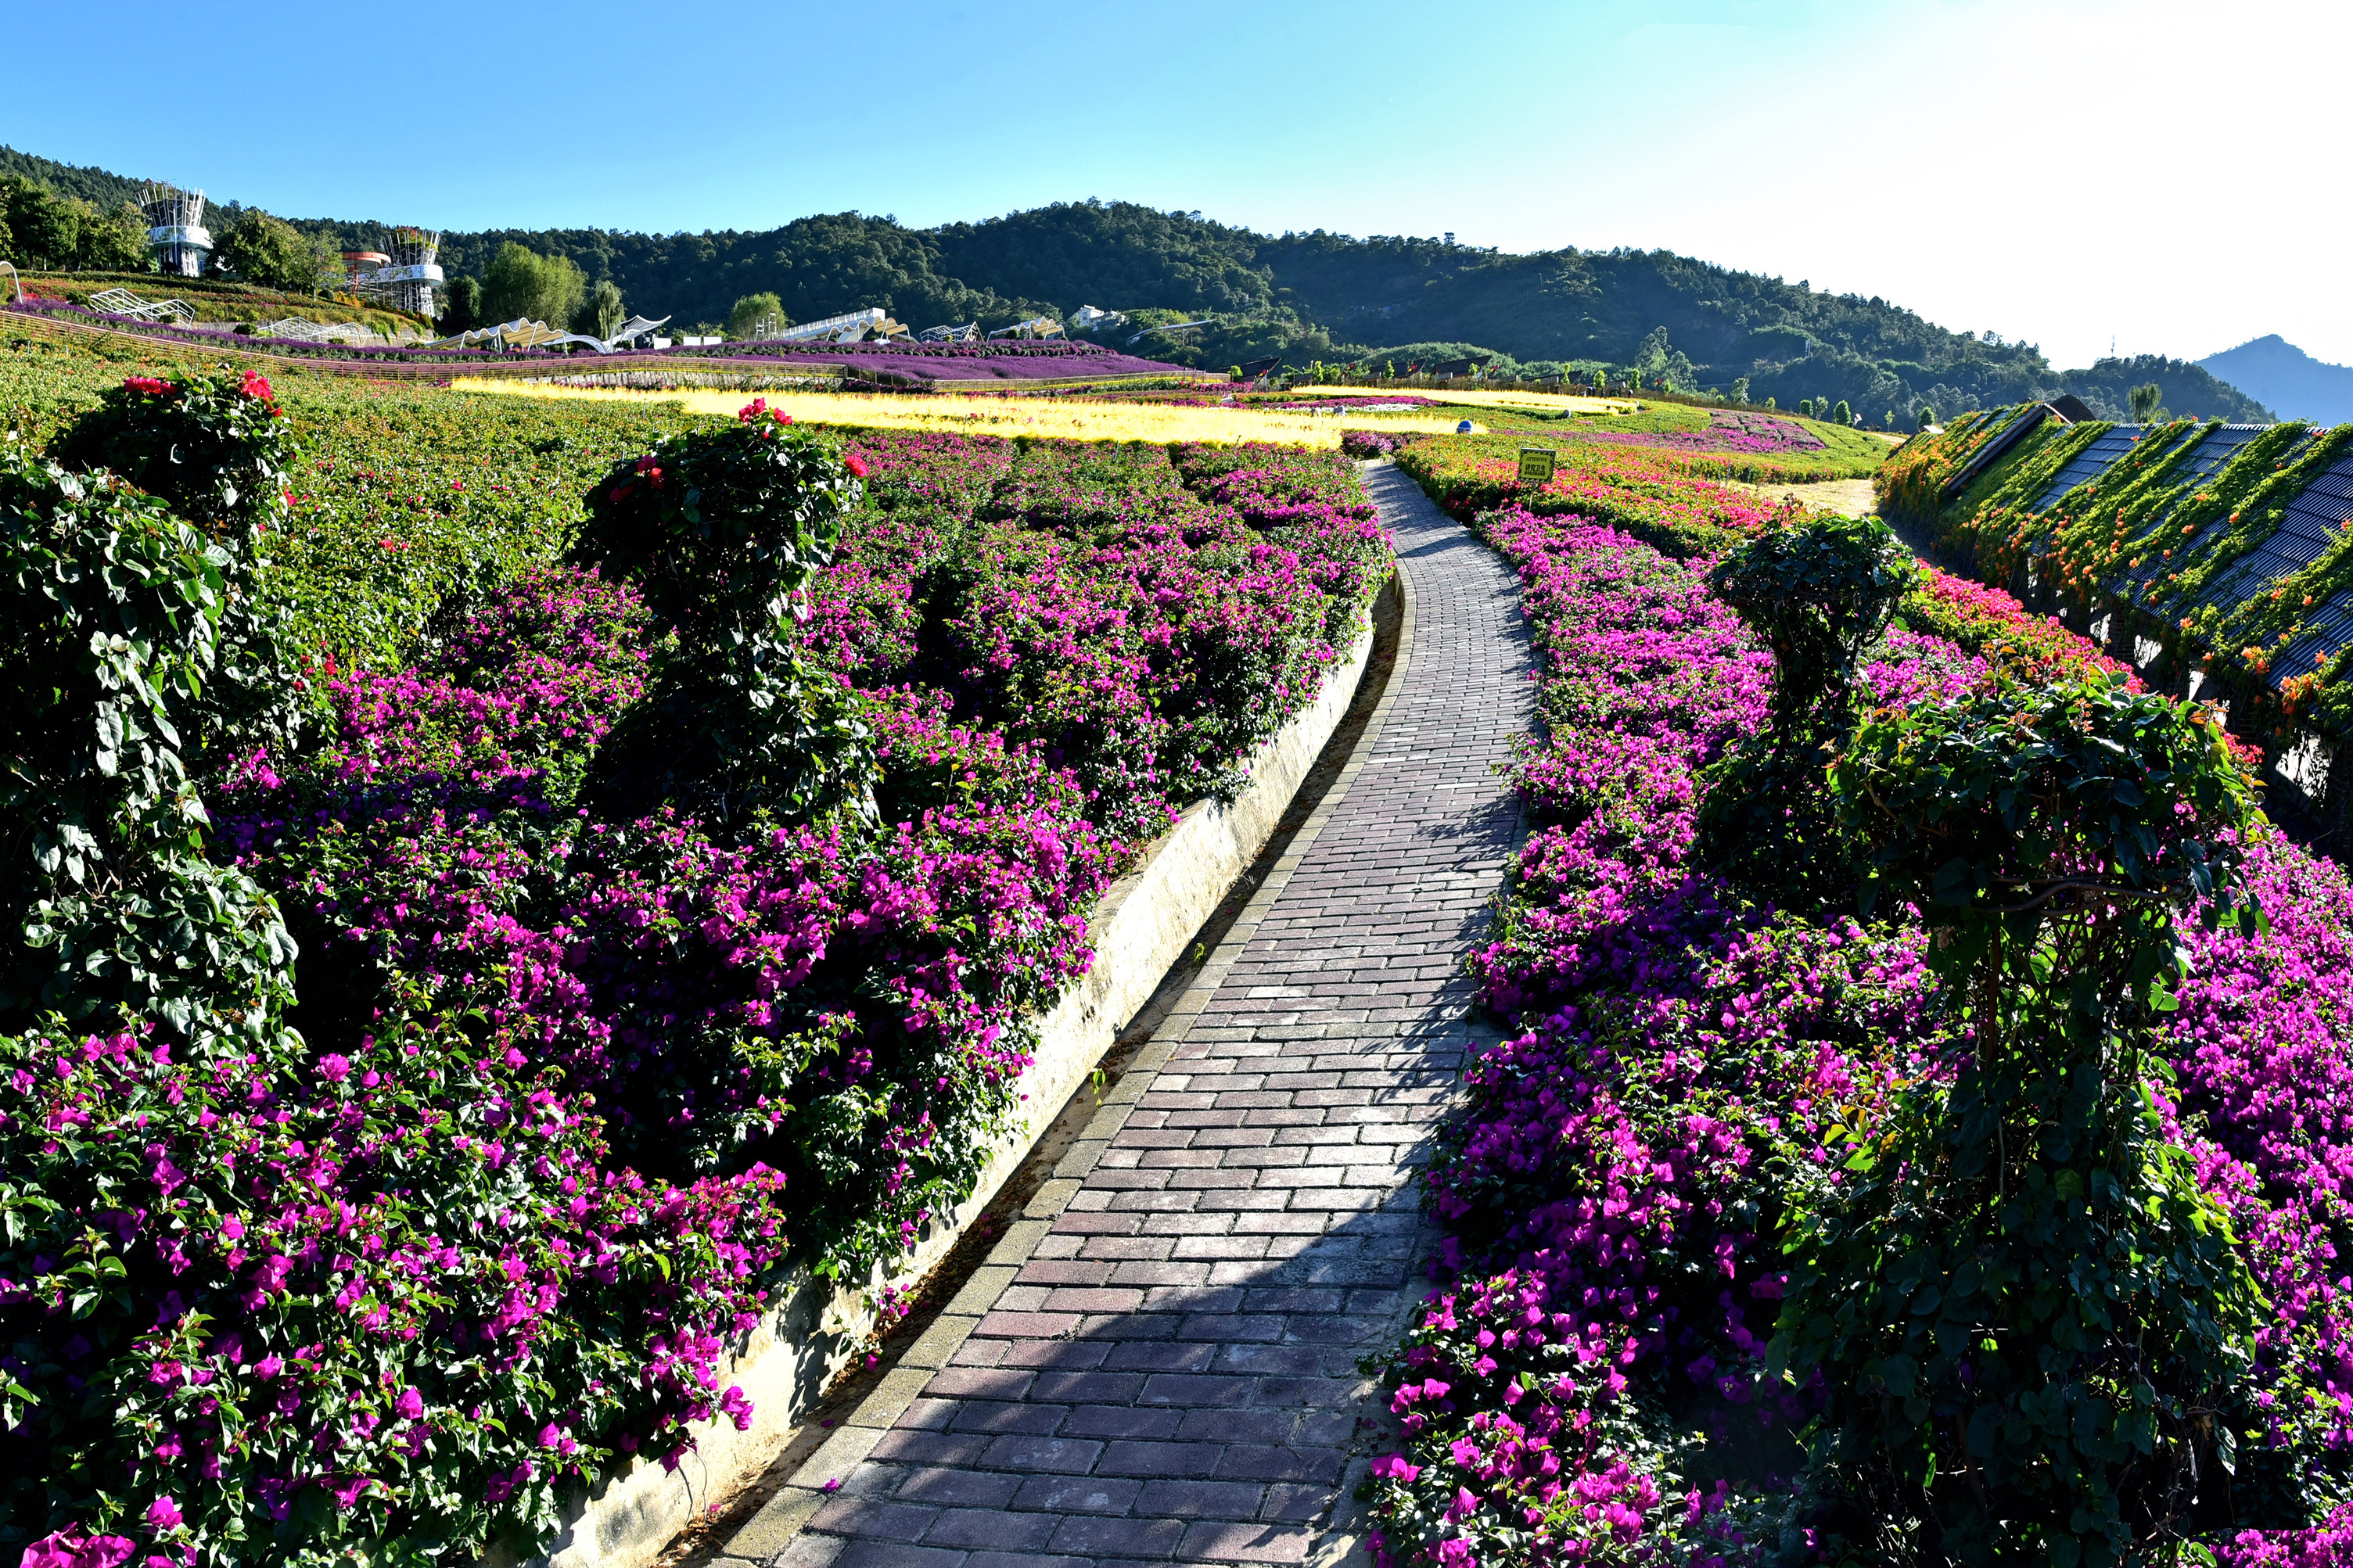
[9,0,2346,370]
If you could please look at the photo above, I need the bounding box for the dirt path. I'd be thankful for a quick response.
[1730,475,1881,518]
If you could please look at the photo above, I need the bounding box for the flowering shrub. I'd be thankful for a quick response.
[573,404,878,825]
[1342,429,1414,458]
[3,379,1391,1566]
[1879,404,2353,747]
[1394,436,1790,559]
[1363,503,2353,1566]
[0,375,304,1044]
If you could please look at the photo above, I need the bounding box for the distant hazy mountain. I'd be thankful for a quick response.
[2055,354,2272,425]
[2197,336,2353,425]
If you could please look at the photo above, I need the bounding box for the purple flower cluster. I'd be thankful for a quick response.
[3,300,1207,382]
[1363,504,2353,1566]
[1564,411,1828,459]
[4,431,1390,1566]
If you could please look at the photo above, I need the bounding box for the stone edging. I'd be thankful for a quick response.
[516,574,1396,1568]
[717,510,1423,1568]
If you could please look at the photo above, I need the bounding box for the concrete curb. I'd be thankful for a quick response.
[518,558,1396,1568]
[720,501,1422,1568]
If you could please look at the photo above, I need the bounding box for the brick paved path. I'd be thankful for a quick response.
[759,466,1534,1567]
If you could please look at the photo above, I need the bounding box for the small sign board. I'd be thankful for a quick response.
[1516,447,1558,484]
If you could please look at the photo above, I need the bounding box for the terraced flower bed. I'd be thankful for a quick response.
[1362,496,2353,1565]
[0,353,1388,1567]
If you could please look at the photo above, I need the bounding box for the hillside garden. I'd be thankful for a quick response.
[7,319,2353,1568]
[1879,407,2353,748]
[1361,414,2353,1565]
[0,335,1388,1566]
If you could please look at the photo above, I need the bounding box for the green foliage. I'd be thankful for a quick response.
[3,177,84,270]
[2128,382,2166,423]
[727,290,786,341]
[1774,676,2316,1563]
[75,202,149,272]
[1697,515,1917,902]
[440,274,481,332]
[55,365,295,530]
[1831,398,1852,426]
[1919,405,1937,429]
[573,407,876,828]
[0,371,307,1043]
[1715,515,1919,742]
[480,241,585,328]
[580,278,625,341]
[215,210,327,294]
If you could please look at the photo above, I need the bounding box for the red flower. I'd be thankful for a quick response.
[122,376,171,397]
[844,454,868,479]
[239,371,275,404]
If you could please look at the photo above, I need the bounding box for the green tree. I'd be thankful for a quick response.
[579,278,626,340]
[1731,375,1751,403]
[1831,398,1852,425]
[1798,398,1814,418]
[1917,404,1936,430]
[5,180,82,270]
[480,242,586,328]
[728,290,788,340]
[2128,381,2168,423]
[1764,396,1776,409]
[1883,408,1895,429]
[1778,677,2316,1563]
[573,411,873,828]
[216,210,322,292]
[1697,514,1917,902]
[74,200,149,272]
[441,275,483,333]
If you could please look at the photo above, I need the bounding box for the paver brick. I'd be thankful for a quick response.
[783,466,1529,1568]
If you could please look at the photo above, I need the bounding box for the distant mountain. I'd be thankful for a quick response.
[2197,336,2353,425]
[2056,354,2273,425]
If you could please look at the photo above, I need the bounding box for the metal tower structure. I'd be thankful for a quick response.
[139,183,212,277]
[351,228,444,318]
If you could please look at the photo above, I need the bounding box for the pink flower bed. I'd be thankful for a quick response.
[2,427,1388,1566]
[1361,505,2353,1566]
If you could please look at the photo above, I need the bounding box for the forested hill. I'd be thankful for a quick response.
[0,145,156,211]
[394,203,2271,421]
[0,145,2272,421]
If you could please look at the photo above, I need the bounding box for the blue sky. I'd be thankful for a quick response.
[9,0,2347,369]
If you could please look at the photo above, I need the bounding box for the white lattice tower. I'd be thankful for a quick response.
[139,183,211,277]
[352,227,444,318]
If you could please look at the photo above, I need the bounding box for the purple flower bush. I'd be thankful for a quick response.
[2,390,1390,1566]
[2,300,1205,383]
[1363,504,2353,1566]
[1571,412,1829,460]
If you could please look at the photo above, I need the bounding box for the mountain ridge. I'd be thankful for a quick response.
[2197,335,2353,425]
[0,144,2274,422]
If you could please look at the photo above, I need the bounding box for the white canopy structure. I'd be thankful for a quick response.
[987,315,1064,340]
[88,287,195,325]
[422,314,673,354]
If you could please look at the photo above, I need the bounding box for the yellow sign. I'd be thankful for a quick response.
[1517,447,1558,484]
